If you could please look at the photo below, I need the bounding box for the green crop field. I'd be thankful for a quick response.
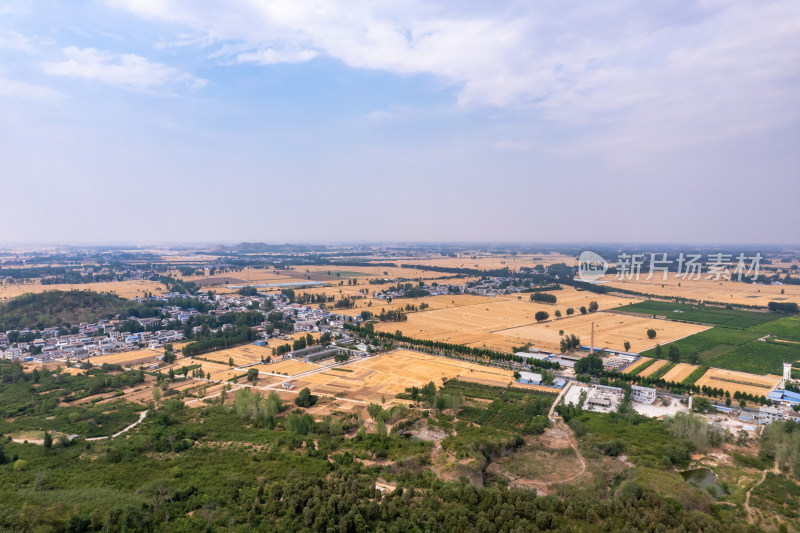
[749,316,800,342]
[705,340,800,375]
[640,323,800,375]
[641,328,761,363]
[612,300,777,329]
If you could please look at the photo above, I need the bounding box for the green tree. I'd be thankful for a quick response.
[647,328,657,339]
[574,355,603,376]
[295,387,318,408]
[623,341,631,352]
[43,431,52,449]
[669,344,681,363]
[247,367,259,384]
[534,311,549,322]
[588,301,599,313]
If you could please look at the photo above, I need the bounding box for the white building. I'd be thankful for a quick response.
[630,385,657,405]
[518,371,543,385]
[757,406,784,425]
[586,385,624,412]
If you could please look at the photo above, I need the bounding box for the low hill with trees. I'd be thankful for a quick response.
[0,291,153,330]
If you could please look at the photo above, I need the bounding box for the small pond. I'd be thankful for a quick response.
[681,468,725,498]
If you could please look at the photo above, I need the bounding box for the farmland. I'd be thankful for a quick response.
[0,279,165,300]
[289,349,514,404]
[496,311,708,353]
[259,359,320,375]
[638,359,669,378]
[612,300,777,329]
[605,276,800,307]
[85,349,163,368]
[661,363,700,383]
[640,328,762,363]
[705,340,800,376]
[749,316,800,341]
[695,368,781,398]
[640,324,800,375]
[623,357,653,375]
[362,289,649,353]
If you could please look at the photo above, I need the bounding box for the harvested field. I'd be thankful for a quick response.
[374,291,642,353]
[86,349,162,367]
[453,368,513,387]
[496,312,709,353]
[695,368,781,397]
[661,363,699,383]
[606,276,800,307]
[390,253,577,271]
[638,359,669,378]
[288,349,514,404]
[0,280,165,300]
[189,360,242,382]
[259,360,320,375]
[511,382,562,394]
[200,343,273,366]
[622,357,652,374]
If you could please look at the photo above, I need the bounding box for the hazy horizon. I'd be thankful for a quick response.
[2,1,798,244]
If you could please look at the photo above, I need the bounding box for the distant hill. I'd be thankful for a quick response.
[208,242,328,254]
[0,291,134,330]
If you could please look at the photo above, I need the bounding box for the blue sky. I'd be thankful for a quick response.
[1,0,798,245]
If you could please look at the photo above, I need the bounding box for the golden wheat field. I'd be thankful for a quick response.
[695,368,781,397]
[0,280,165,300]
[186,360,241,382]
[638,359,669,378]
[258,359,321,375]
[622,357,653,374]
[495,311,709,353]
[201,344,271,366]
[196,334,321,367]
[661,363,700,383]
[85,349,163,367]
[373,289,644,353]
[387,253,577,271]
[288,349,513,403]
[606,276,800,306]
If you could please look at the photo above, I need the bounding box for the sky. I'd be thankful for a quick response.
[1,0,798,245]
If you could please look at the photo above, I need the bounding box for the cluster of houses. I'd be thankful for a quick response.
[0,318,186,363]
[0,289,363,365]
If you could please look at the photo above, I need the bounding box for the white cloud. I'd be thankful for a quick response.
[235,48,317,65]
[42,46,206,92]
[107,0,800,151]
[0,77,61,101]
[0,31,36,52]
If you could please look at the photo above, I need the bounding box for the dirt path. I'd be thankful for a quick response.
[549,381,571,419]
[556,420,587,483]
[86,409,148,441]
[744,457,779,522]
